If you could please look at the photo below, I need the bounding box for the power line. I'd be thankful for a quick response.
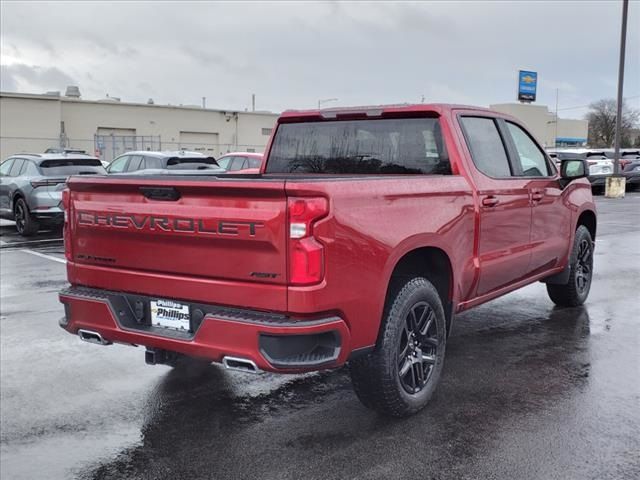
[557,95,640,111]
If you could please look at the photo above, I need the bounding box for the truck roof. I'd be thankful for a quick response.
[279,103,493,121]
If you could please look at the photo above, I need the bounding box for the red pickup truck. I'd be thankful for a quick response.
[59,104,596,417]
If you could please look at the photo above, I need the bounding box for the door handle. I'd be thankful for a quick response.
[531,190,544,202]
[482,196,499,207]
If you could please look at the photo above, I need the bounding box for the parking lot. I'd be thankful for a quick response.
[0,194,639,480]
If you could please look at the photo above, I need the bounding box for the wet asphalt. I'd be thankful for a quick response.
[1,194,639,480]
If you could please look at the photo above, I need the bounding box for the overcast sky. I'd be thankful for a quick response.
[1,1,638,118]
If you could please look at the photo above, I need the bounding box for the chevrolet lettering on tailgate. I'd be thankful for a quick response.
[77,211,265,236]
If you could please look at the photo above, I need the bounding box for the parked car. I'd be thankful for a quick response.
[0,153,105,236]
[59,104,596,417]
[547,149,613,191]
[106,151,222,174]
[44,147,87,154]
[216,152,263,174]
[620,151,640,190]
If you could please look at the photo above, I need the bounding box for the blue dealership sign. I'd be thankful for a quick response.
[518,70,537,102]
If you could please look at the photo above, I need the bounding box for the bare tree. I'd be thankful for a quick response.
[586,98,640,148]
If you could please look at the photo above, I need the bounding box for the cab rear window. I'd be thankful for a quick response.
[266,118,450,175]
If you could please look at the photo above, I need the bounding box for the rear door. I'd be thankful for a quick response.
[503,121,571,274]
[67,176,288,287]
[458,115,533,297]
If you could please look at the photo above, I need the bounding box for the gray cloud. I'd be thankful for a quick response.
[1,63,75,93]
[0,1,638,117]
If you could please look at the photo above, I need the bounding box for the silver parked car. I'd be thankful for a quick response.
[0,153,106,236]
[106,150,222,174]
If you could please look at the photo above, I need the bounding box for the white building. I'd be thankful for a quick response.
[0,90,279,162]
[490,103,588,148]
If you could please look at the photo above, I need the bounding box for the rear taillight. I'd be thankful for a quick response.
[288,197,328,285]
[62,188,72,261]
[619,159,630,170]
[587,160,597,166]
[30,179,66,188]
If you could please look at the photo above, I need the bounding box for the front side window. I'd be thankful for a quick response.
[108,156,129,173]
[0,159,14,176]
[267,118,450,175]
[506,122,551,177]
[216,156,234,170]
[460,117,512,178]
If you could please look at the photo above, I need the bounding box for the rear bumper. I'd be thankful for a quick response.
[623,171,640,184]
[587,175,609,186]
[59,286,351,373]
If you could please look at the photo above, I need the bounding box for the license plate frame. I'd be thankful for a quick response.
[150,299,191,331]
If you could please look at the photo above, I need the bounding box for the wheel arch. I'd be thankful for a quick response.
[577,209,596,240]
[11,190,26,213]
[383,246,454,337]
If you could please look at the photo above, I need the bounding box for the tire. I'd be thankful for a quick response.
[349,277,446,417]
[547,225,594,307]
[14,198,39,237]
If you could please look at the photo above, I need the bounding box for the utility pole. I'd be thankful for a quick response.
[606,0,629,198]
[555,88,559,147]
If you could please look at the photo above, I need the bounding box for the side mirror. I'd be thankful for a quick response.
[559,158,588,188]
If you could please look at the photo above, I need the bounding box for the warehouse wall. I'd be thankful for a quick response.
[0,96,62,159]
[0,92,278,161]
[490,103,588,148]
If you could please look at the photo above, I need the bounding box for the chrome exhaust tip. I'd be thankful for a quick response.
[77,329,111,345]
[222,356,260,374]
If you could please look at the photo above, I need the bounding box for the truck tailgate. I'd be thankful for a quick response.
[66,176,288,306]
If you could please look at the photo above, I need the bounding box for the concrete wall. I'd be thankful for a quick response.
[0,92,279,161]
[490,103,588,148]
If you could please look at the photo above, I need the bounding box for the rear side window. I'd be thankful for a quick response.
[144,156,163,169]
[126,155,144,172]
[506,122,551,177]
[231,157,247,170]
[248,157,262,168]
[460,117,511,178]
[39,158,105,176]
[21,161,39,176]
[165,157,218,169]
[266,118,450,175]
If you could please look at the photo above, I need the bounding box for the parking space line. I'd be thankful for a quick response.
[19,249,67,265]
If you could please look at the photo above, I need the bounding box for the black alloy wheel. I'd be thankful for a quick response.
[397,302,439,394]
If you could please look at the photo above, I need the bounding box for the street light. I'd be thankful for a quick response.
[318,98,338,109]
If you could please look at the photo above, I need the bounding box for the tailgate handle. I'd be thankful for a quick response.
[140,187,181,201]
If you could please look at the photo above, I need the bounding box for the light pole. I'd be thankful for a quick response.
[318,98,338,109]
[606,0,629,198]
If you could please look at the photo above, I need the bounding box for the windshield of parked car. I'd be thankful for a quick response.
[266,117,450,174]
[39,159,106,176]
